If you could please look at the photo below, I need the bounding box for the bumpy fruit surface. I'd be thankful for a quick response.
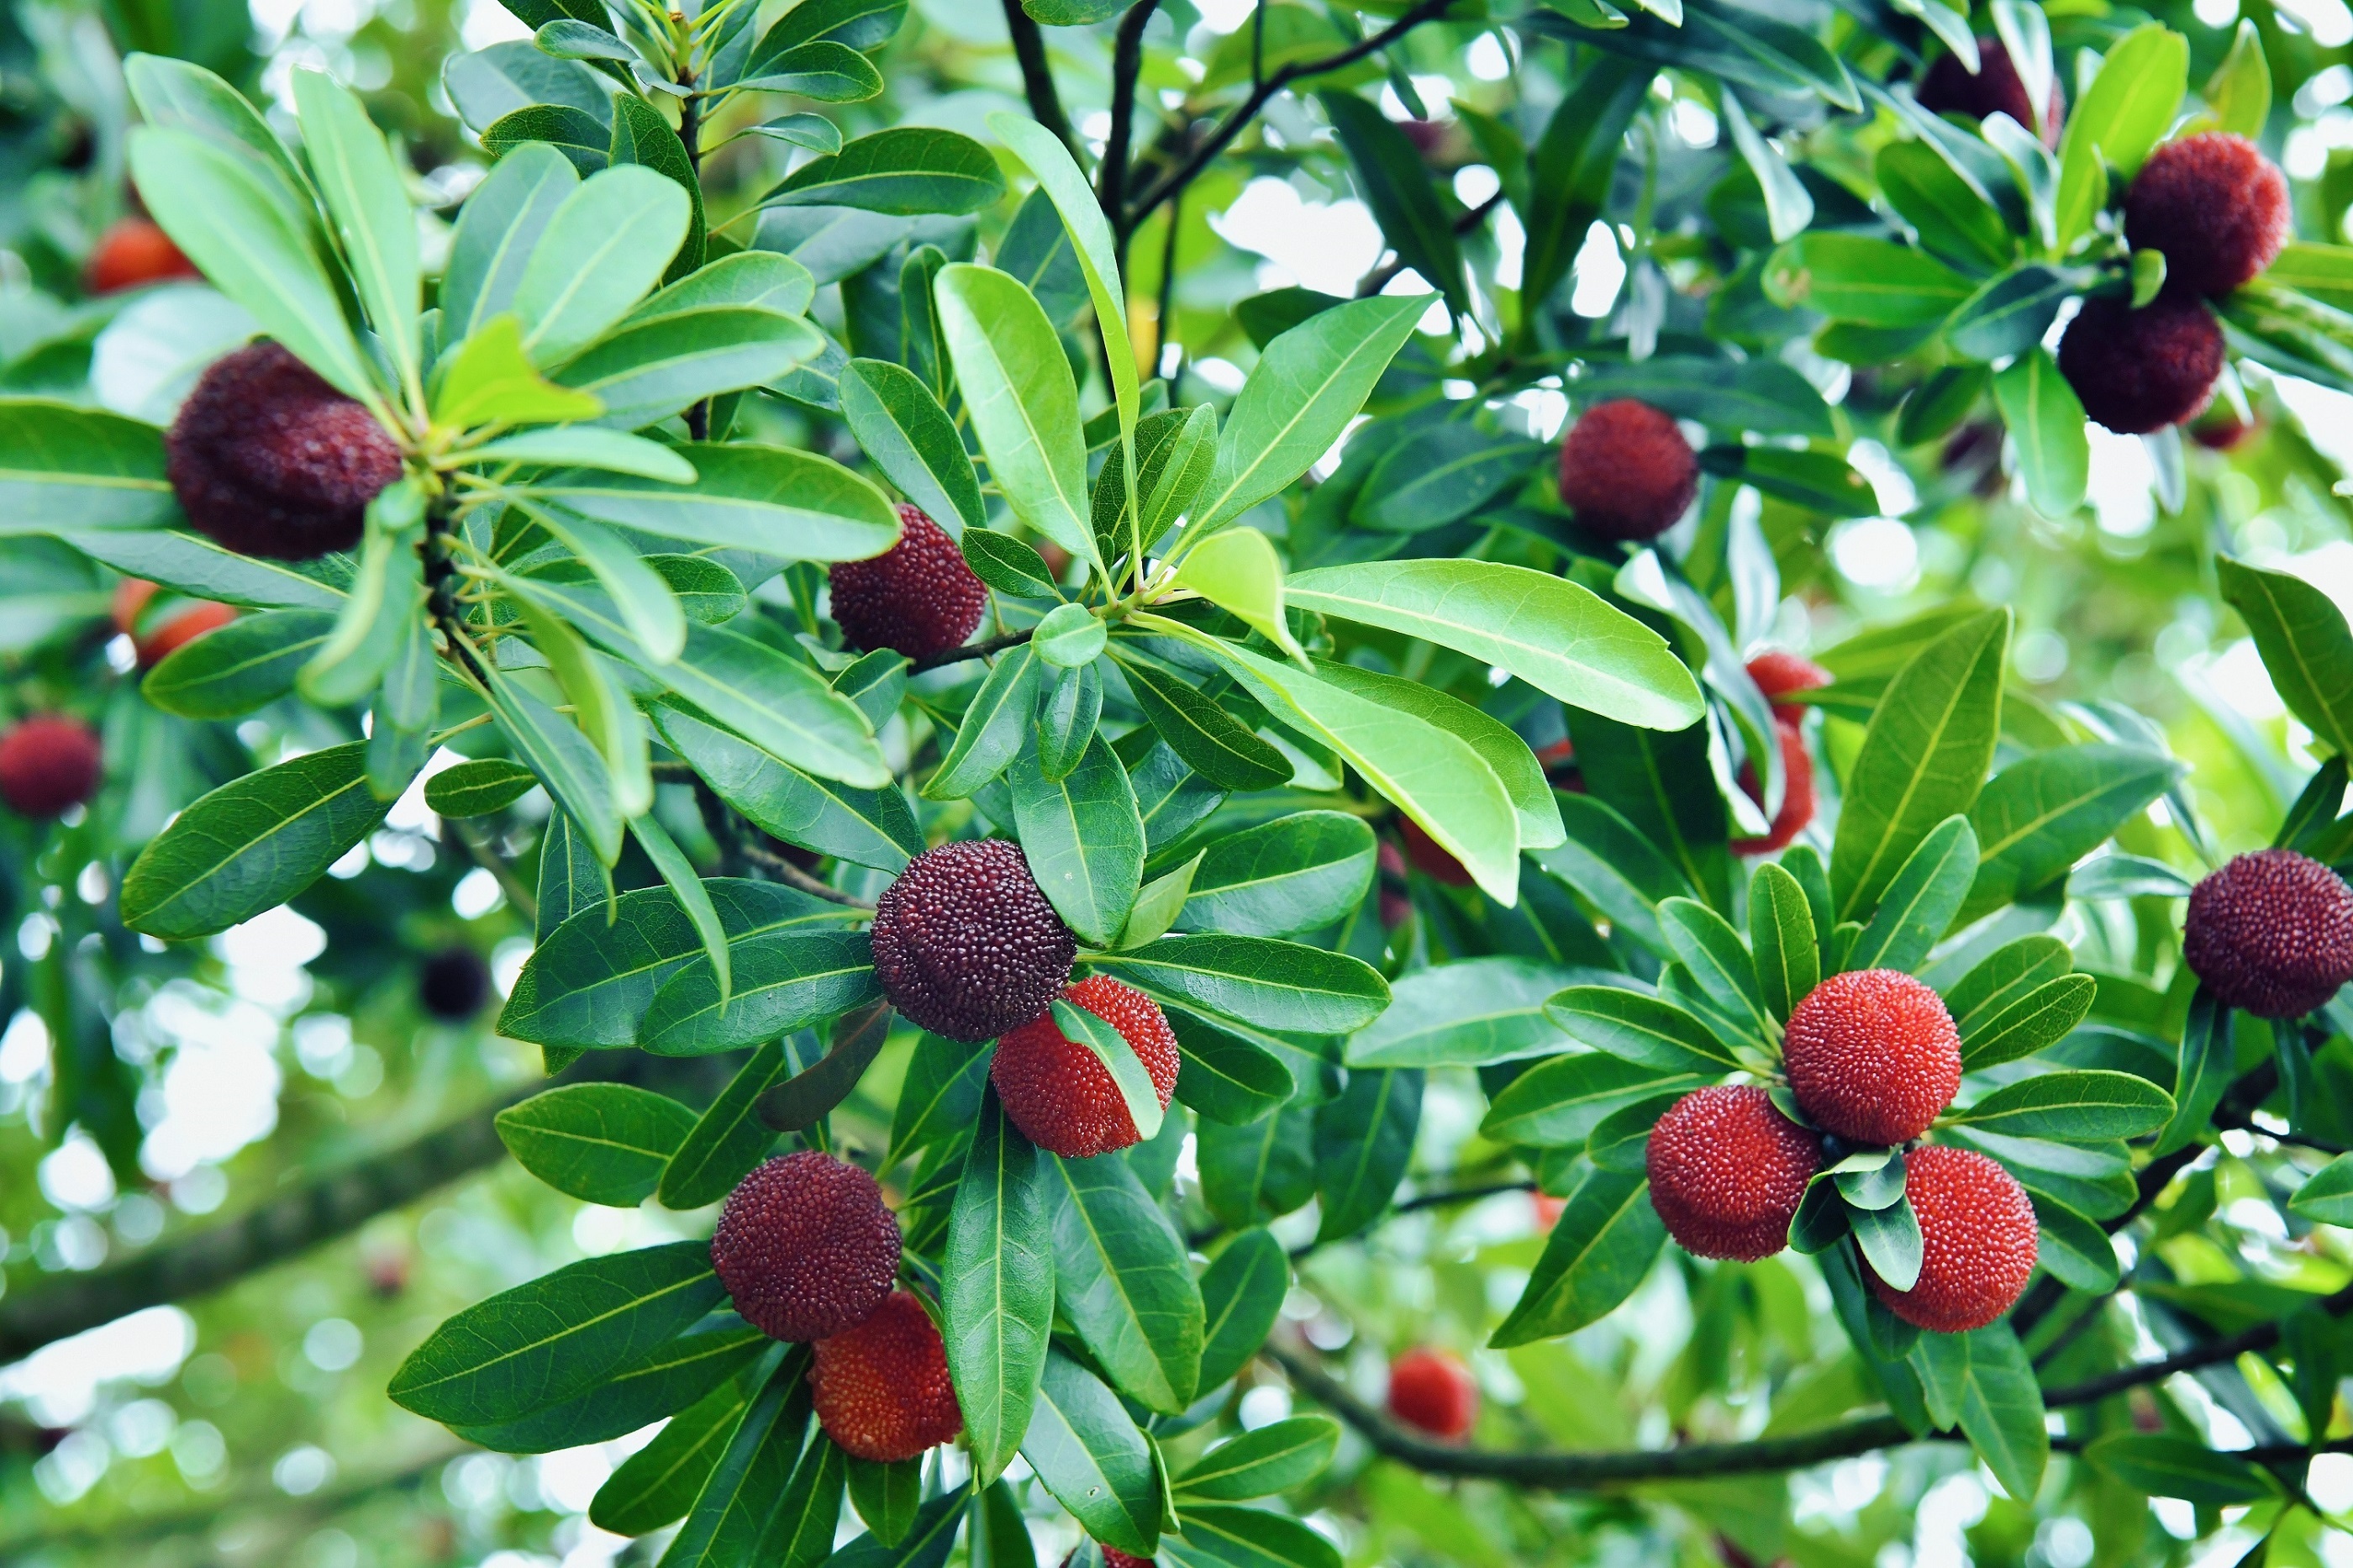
[992,976,1181,1158]
[1387,1347,1478,1439]
[870,839,1075,1042]
[418,947,492,1022]
[2057,295,2224,435]
[1868,1144,2038,1333]
[113,580,236,668]
[1645,1085,1820,1260]
[712,1152,902,1342]
[2183,848,2353,1018]
[1745,650,1831,724]
[0,716,103,818]
[87,218,200,293]
[1782,969,1961,1146]
[810,1289,963,1462]
[1733,719,1814,856]
[828,504,987,660]
[166,340,403,560]
[1916,37,2063,144]
[2124,133,2290,299]
[1557,399,1698,541]
[1097,1549,1155,1568]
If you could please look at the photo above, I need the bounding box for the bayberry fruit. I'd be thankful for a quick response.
[1557,399,1698,542]
[1782,969,1961,1147]
[2124,133,2290,299]
[1745,650,1831,725]
[870,839,1076,1043]
[2058,294,2224,435]
[418,947,492,1022]
[992,976,1181,1159]
[810,1289,963,1462]
[113,579,235,668]
[2183,848,2353,1018]
[1387,1347,1478,1439]
[0,716,103,818]
[1399,816,1473,887]
[829,504,987,660]
[1645,1085,1821,1260]
[1917,37,2064,145]
[712,1152,902,1342]
[1868,1144,2038,1333]
[1733,718,1814,856]
[87,217,200,293]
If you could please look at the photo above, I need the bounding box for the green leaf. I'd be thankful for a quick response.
[740,38,883,97]
[1320,91,1466,315]
[1830,609,2009,920]
[655,704,917,873]
[2055,24,2189,249]
[1197,1229,1288,1392]
[659,1039,789,1209]
[1961,745,2177,923]
[1346,958,1578,1069]
[845,1455,922,1547]
[456,1318,768,1454]
[829,1492,964,1568]
[945,1088,1055,1483]
[1991,350,2089,517]
[634,815,729,1011]
[482,103,608,174]
[607,93,704,284]
[124,53,314,214]
[0,401,178,532]
[1191,293,1429,534]
[507,163,692,367]
[539,441,898,560]
[444,145,582,335]
[470,429,697,484]
[2082,1433,2277,1504]
[761,127,1007,215]
[934,263,1097,571]
[1481,1053,1701,1148]
[841,358,987,534]
[1949,1069,2175,1140]
[1093,934,1388,1035]
[1578,355,1834,438]
[658,1355,821,1568]
[1050,1150,1205,1413]
[1946,934,2071,1036]
[2218,555,2353,760]
[748,0,908,58]
[1520,54,1652,313]
[1169,1505,1341,1568]
[1009,736,1144,949]
[1180,812,1375,939]
[1851,1195,1924,1291]
[292,70,421,400]
[1545,987,1743,1074]
[1876,139,2012,272]
[432,313,607,427]
[535,809,609,942]
[1023,1349,1163,1555]
[139,608,333,718]
[1111,650,1290,792]
[1657,897,1773,1047]
[926,646,1042,799]
[1748,862,1819,1023]
[495,1083,697,1206]
[2029,1193,2121,1292]
[640,929,879,1055]
[591,1357,767,1535]
[2290,1154,2353,1223]
[1174,1417,1339,1502]
[1946,266,2077,365]
[553,308,820,431]
[1167,1010,1293,1125]
[1956,1324,2048,1502]
[1534,796,1692,957]
[1490,1166,1666,1346]
[2203,18,2271,136]
[1197,1108,1317,1230]
[1173,527,1303,663]
[1766,234,1973,325]
[119,742,395,939]
[1032,603,1107,670]
[1960,974,2098,1071]
[1313,1066,1422,1243]
[752,1001,892,1134]
[963,529,1061,598]
[1054,995,1166,1143]
[387,1241,726,1426]
[1350,421,1547,535]
[1844,815,1979,974]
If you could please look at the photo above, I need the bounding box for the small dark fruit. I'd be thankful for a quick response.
[1557,399,1698,542]
[2057,294,2225,435]
[418,947,492,1022]
[869,839,1076,1043]
[712,1151,902,1343]
[2183,848,2353,1018]
[0,716,103,818]
[828,503,987,660]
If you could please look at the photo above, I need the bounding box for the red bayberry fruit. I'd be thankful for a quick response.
[1387,1347,1478,1439]
[2183,849,2353,1018]
[992,976,1182,1159]
[167,342,403,560]
[1399,816,1473,887]
[1557,399,1698,542]
[712,1152,902,1342]
[810,1289,963,1462]
[1532,1192,1567,1228]
[1645,1085,1821,1261]
[1734,718,1814,856]
[828,504,987,660]
[2124,133,2290,300]
[87,217,201,293]
[1868,1144,2038,1333]
[1098,1550,1155,1568]
[1745,650,1831,724]
[2057,294,2225,435]
[1782,969,1961,1146]
[418,947,492,1022]
[113,579,236,668]
[1916,37,2064,145]
[870,839,1076,1043]
[0,716,103,818]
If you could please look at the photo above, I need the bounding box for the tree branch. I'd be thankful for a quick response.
[1098,1,1162,237]
[737,840,876,909]
[1355,188,1503,297]
[1003,0,1082,161]
[910,627,1034,673]
[1124,0,1456,235]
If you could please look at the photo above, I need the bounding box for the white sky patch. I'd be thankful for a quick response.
[0,1307,194,1427]
[2087,427,2157,537]
[1467,32,1512,80]
[1570,221,1624,317]
[1829,517,1921,592]
[1211,179,1384,297]
[137,983,285,1180]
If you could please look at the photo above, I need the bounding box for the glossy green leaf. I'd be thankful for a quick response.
[540,441,898,561]
[656,704,916,872]
[1094,934,1388,1035]
[1748,862,1819,1023]
[1844,815,1978,974]
[0,402,178,533]
[1174,1417,1340,1501]
[1960,974,2098,1070]
[1579,355,1834,437]
[1008,736,1144,949]
[1877,139,2011,272]
[292,70,420,397]
[934,263,1097,570]
[659,1039,790,1209]
[1346,958,1577,1068]
[1313,1066,1422,1244]
[1545,987,1743,1074]
[495,1083,697,1206]
[1956,1324,2048,1503]
[1167,1009,1294,1125]
[1197,1230,1288,1392]
[761,127,1007,215]
[1961,745,2178,923]
[1320,91,1466,314]
[1179,812,1374,939]
[841,357,987,534]
[1050,1150,1204,1413]
[1491,1166,1665,1346]
[1482,1053,1702,1148]
[511,164,692,367]
[458,1318,767,1454]
[1949,1069,2174,1140]
[1351,422,1547,534]
[591,1356,770,1535]
[2219,555,2353,760]
[1169,1505,1342,1568]
[640,929,877,1055]
[1766,234,1973,325]
[1023,1349,1163,1555]
[1196,1108,1317,1230]
[1520,54,1652,313]
[1991,350,2089,517]
[945,1089,1055,1483]
[2055,24,2188,248]
[926,645,1041,799]
[139,608,334,718]
[1112,651,1291,792]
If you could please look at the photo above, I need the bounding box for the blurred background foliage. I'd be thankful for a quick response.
[3,0,2353,1565]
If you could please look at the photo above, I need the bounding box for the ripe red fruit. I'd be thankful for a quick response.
[1398,816,1473,887]
[113,579,236,668]
[992,976,1182,1158]
[1095,1549,1155,1568]
[87,217,200,293]
[1868,1144,2038,1333]
[1782,969,1961,1146]
[2183,848,2353,1018]
[1745,650,1831,725]
[1733,718,1814,857]
[1645,1085,1820,1261]
[870,839,1076,1043]
[2057,294,2224,435]
[712,1152,902,1342]
[2124,133,2290,299]
[810,1289,963,1462]
[0,716,103,818]
[829,504,987,660]
[1916,37,2064,145]
[1531,1192,1567,1228]
[166,340,403,560]
[1557,399,1698,542]
[1387,1347,1478,1439]
[418,947,492,1022]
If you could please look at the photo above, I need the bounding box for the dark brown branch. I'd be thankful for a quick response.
[1098,2,1162,234]
[1355,188,1504,297]
[738,840,876,909]
[2036,1280,2353,1411]
[910,627,1035,673]
[1003,0,1082,161]
[1124,0,1456,234]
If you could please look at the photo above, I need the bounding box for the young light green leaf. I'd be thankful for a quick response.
[1123,851,1204,950]
[2055,24,2189,249]
[934,263,1098,571]
[291,69,421,403]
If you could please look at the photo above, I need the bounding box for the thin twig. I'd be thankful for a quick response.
[1155,188,1183,390]
[1003,0,1082,160]
[1098,2,1162,234]
[450,820,539,925]
[1355,188,1504,297]
[910,627,1035,674]
[739,840,876,909]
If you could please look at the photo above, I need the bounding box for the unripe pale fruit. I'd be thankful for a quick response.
[1782,969,1961,1146]
[1733,718,1814,857]
[712,1152,902,1342]
[1387,1347,1478,1439]
[2124,133,2290,299]
[810,1289,963,1462]
[1645,1085,1820,1260]
[992,976,1182,1158]
[2183,848,2353,1018]
[1557,399,1698,542]
[113,580,237,668]
[828,504,987,660]
[0,716,103,818]
[87,218,200,294]
[1745,650,1831,725]
[418,947,492,1022]
[1916,37,2063,145]
[1868,1144,2038,1333]
[870,839,1076,1043]
[2057,295,2224,435]
[166,341,403,560]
